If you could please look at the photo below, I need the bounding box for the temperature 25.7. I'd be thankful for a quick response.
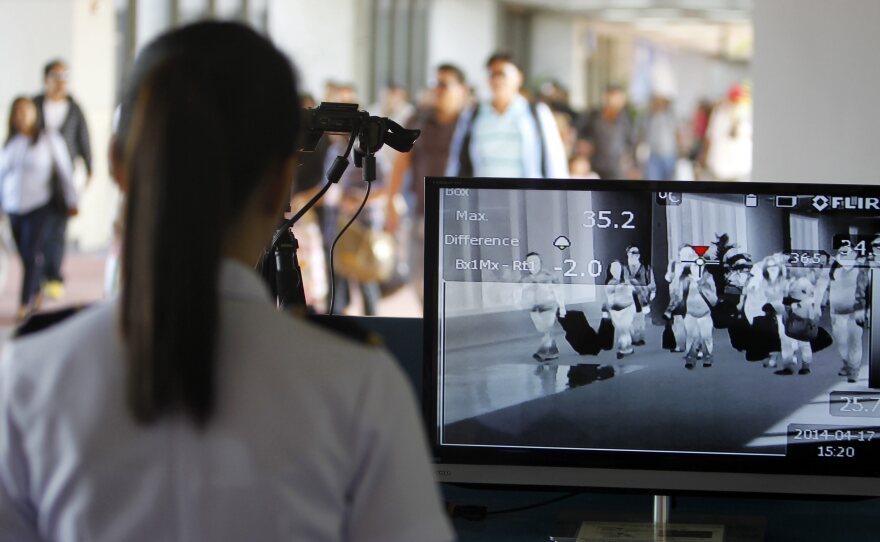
[583,210,635,229]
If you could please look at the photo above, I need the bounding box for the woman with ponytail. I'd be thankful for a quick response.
[0,22,453,542]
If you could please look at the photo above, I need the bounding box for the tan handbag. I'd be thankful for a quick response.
[335,220,396,283]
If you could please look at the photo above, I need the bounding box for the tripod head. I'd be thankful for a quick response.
[301,102,420,182]
[262,102,421,309]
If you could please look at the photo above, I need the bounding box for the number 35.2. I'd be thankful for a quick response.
[583,211,635,229]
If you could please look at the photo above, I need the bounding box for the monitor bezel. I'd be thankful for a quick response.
[423,177,880,497]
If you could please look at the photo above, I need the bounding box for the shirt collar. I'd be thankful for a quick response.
[482,94,528,117]
[218,258,273,304]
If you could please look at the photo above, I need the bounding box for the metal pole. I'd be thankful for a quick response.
[170,0,179,27]
[653,494,670,540]
[126,0,137,65]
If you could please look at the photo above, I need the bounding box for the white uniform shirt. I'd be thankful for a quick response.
[0,132,75,214]
[0,260,454,542]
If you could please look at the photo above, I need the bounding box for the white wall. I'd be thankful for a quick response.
[530,13,579,101]
[268,0,366,100]
[752,0,880,184]
[667,49,748,119]
[0,0,117,251]
[268,0,497,102]
[426,0,497,99]
[0,0,75,127]
[67,0,119,251]
[135,0,172,51]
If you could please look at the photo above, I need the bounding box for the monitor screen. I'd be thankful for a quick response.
[424,178,880,496]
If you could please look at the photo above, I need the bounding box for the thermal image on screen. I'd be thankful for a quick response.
[433,186,880,468]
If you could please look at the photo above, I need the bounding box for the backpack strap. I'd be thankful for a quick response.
[528,102,548,177]
[829,258,841,280]
[457,103,480,177]
[699,288,714,307]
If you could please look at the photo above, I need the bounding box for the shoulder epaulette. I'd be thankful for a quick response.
[13,305,87,339]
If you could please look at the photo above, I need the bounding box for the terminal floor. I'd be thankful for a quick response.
[442,315,872,454]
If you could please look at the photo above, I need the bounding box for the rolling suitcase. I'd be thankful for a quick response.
[558,310,601,355]
[597,312,615,351]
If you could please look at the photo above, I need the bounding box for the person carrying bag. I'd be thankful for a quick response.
[0,96,77,321]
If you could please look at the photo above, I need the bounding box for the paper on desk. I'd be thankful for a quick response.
[577,522,724,542]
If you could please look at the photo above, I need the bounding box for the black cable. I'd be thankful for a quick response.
[273,181,332,245]
[270,130,359,250]
[485,491,581,516]
[448,491,582,521]
[328,181,371,315]
[342,127,358,157]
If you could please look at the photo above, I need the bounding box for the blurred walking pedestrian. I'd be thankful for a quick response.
[575,83,635,180]
[637,94,680,180]
[33,59,92,300]
[0,97,77,321]
[700,84,752,182]
[385,64,469,300]
[369,82,416,126]
[446,52,568,178]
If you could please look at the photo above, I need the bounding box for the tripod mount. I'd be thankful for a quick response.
[260,102,420,310]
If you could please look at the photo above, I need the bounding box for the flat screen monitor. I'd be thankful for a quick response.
[423,178,880,497]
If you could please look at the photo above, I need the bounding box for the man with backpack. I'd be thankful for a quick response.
[623,245,655,346]
[446,52,567,179]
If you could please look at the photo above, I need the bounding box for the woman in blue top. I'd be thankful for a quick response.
[0,96,77,320]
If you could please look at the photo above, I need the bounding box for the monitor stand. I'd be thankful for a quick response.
[549,493,760,541]
[653,494,671,536]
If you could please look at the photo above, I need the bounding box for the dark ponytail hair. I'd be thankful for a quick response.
[115,22,300,427]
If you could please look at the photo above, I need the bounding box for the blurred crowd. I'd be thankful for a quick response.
[0,52,752,317]
[289,52,753,313]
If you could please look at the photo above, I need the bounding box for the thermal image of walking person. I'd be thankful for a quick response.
[824,244,869,383]
[623,245,655,346]
[682,263,718,368]
[779,277,822,375]
[605,260,636,359]
[665,246,696,353]
[522,252,567,362]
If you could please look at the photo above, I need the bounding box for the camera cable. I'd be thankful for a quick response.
[328,180,371,315]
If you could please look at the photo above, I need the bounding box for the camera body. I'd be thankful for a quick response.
[301,102,420,157]
[301,102,365,151]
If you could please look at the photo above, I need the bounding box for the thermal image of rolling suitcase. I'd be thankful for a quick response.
[597,312,615,351]
[558,310,601,355]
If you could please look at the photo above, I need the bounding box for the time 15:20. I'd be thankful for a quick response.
[583,211,635,229]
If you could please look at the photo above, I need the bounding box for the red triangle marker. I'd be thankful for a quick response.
[693,245,710,257]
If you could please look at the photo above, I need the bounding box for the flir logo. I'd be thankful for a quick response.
[812,196,829,211]
[812,195,880,212]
